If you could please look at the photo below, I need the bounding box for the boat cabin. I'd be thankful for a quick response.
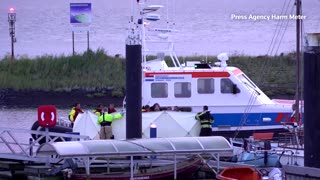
[142,54,274,112]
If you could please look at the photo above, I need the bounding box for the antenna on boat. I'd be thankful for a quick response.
[216,53,229,70]
[137,0,181,69]
[130,0,134,22]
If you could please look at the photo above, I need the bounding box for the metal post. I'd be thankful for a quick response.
[304,33,320,168]
[150,123,157,159]
[72,31,75,55]
[217,153,220,173]
[11,34,14,60]
[8,9,16,60]
[85,157,91,178]
[295,0,301,123]
[45,128,49,143]
[107,158,110,173]
[45,130,50,167]
[130,156,134,180]
[87,31,90,51]
[126,30,142,139]
[174,154,177,180]
[29,138,33,157]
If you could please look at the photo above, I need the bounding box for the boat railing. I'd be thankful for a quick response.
[0,127,90,163]
[276,130,304,150]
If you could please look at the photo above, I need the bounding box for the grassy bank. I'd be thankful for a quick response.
[0,49,297,98]
[0,49,125,97]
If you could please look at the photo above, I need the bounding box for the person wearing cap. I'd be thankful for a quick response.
[195,105,214,136]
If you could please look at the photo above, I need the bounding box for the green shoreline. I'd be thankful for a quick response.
[0,49,297,101]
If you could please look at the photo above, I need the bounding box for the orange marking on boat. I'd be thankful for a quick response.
[253,132,274,140]
[232,68,243,76]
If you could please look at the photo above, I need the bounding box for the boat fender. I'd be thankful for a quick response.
[268,168,282,180]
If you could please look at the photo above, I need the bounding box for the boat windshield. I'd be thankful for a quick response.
[238,74,262,96]
[239,74,257,89]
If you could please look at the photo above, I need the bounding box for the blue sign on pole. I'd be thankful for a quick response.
[70,3,91,30]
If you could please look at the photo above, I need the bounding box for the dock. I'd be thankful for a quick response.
[0,127,89,179]
[0,127,234,179]
[1,126,320,179]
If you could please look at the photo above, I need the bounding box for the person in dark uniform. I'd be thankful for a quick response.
[195,105,214,136]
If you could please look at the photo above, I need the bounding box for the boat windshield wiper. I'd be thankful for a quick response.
[243,82,261,96]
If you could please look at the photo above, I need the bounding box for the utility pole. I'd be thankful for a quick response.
[87,31,90,51]
[8,7,16,60]
[72,31,75,56]
[295,0,301,123]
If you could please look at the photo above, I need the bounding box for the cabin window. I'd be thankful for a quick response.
[151,83,168,98]
[174,82,191,97]
[221,78,234,94]
[197,78,214,94]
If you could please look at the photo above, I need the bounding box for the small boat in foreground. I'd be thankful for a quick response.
[217,166,283,180]
[217,166,262,180]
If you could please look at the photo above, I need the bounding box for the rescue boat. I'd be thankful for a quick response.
[138,53,293,138]
[78,0,295,140]
[116,0,294,139]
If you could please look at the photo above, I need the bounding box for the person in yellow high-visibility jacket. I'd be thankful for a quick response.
[97,111,123,139]
[68,103,84,127]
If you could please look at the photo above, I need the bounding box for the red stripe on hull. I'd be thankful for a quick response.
[145,71,230,78]
[275,113,285,123]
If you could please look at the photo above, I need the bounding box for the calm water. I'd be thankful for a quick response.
[0,108,70,152]
[0,0,319,58]
[0,108,70,129]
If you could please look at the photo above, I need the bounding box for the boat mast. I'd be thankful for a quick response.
[295,0,301,122]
